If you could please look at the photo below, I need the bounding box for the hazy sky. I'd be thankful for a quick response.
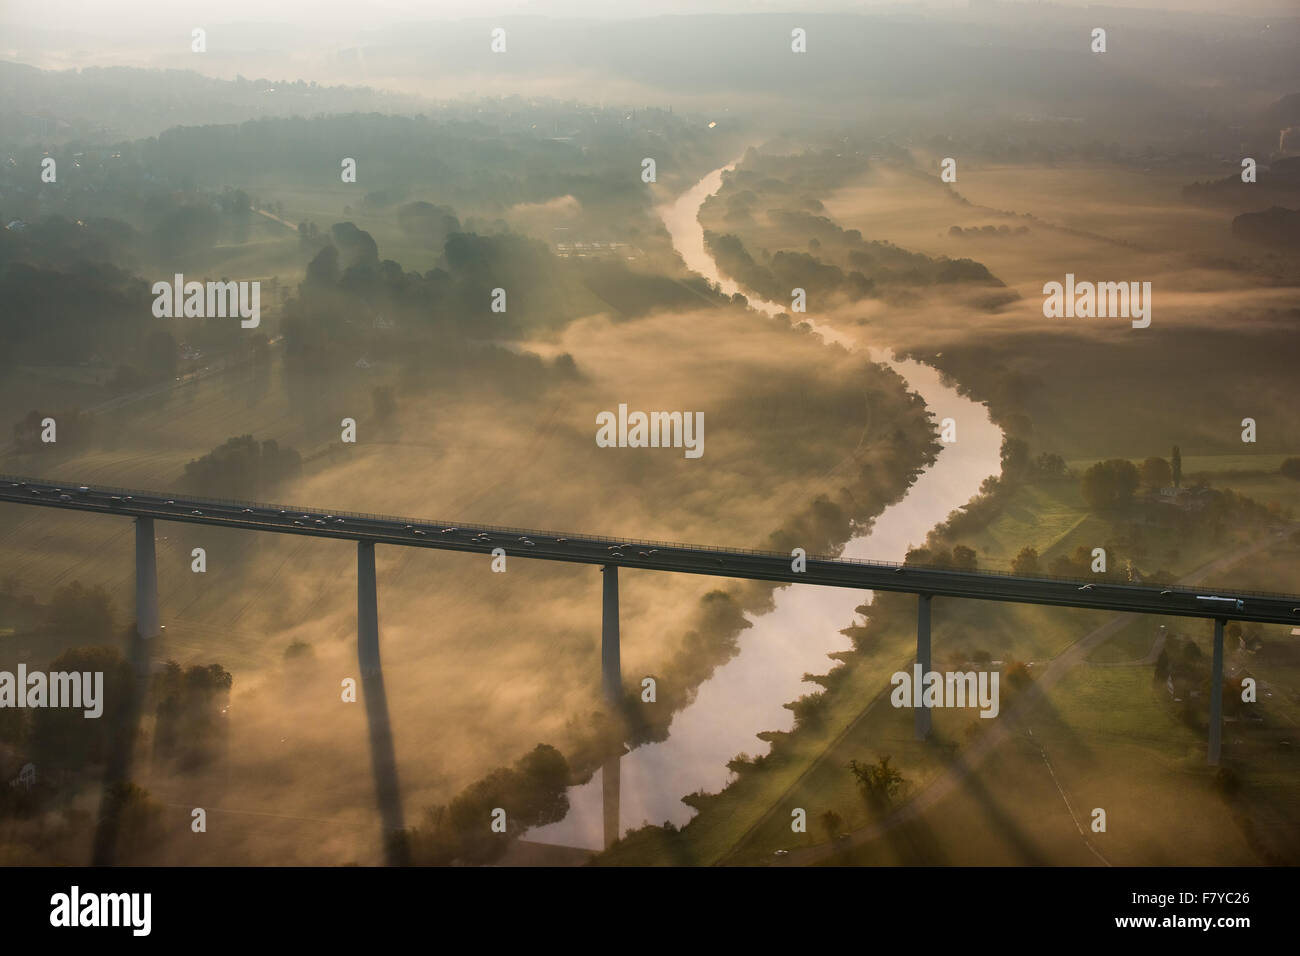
[2,0,1296,32]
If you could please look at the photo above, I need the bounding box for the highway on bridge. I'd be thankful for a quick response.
[3,474,1297,626]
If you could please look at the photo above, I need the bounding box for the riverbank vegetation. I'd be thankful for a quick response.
[0,104,948,864]
[593,144,1300,867]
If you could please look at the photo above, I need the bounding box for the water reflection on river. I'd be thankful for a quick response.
[528,164,1003,851]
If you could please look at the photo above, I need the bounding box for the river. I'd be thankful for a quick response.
[527,161,1003,851]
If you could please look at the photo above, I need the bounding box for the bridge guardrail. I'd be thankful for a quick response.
[2,472,1297,601]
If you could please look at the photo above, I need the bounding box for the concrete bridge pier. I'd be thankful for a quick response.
[1208,617,1226,766]
[914,593,932,741]
[602,565,621,706]
[91,516,159,865]
[357,541,408,864]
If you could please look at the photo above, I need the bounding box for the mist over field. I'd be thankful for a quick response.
[0,0,1297,875]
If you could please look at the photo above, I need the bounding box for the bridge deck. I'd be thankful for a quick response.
[2,475,1297,625]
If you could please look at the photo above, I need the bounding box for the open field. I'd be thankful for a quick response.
[598,595,1111,866]
[814,162,1300,461]
[0,298,937,864]
[588,149,1300,868]
[612,546,1300,866]
[2,13,1297,873]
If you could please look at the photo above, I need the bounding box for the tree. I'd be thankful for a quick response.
[1081,459,1140,512]
[1000,437,1030,481]
[950,545,978,571]
[410,744,571,865]
[1139,456,1172,489]
[1011,546,1039,576]
[784,692,827,728]
[1034,452,1067,479]
[152,661,233,771]
[1281,458,1300,481]
[905,547,934,567]
[13,408,92,452]
[331,221,379,270]
[848,755,905,809]
[1172,445,1182,488]
[29,644,134,769]
[305,244,339,285]
[397,201,461,246]
[821,809,843,843]
[98,782,165,863]
[183,434,302,498]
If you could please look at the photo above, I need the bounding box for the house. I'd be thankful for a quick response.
[1147,485,1216,520]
